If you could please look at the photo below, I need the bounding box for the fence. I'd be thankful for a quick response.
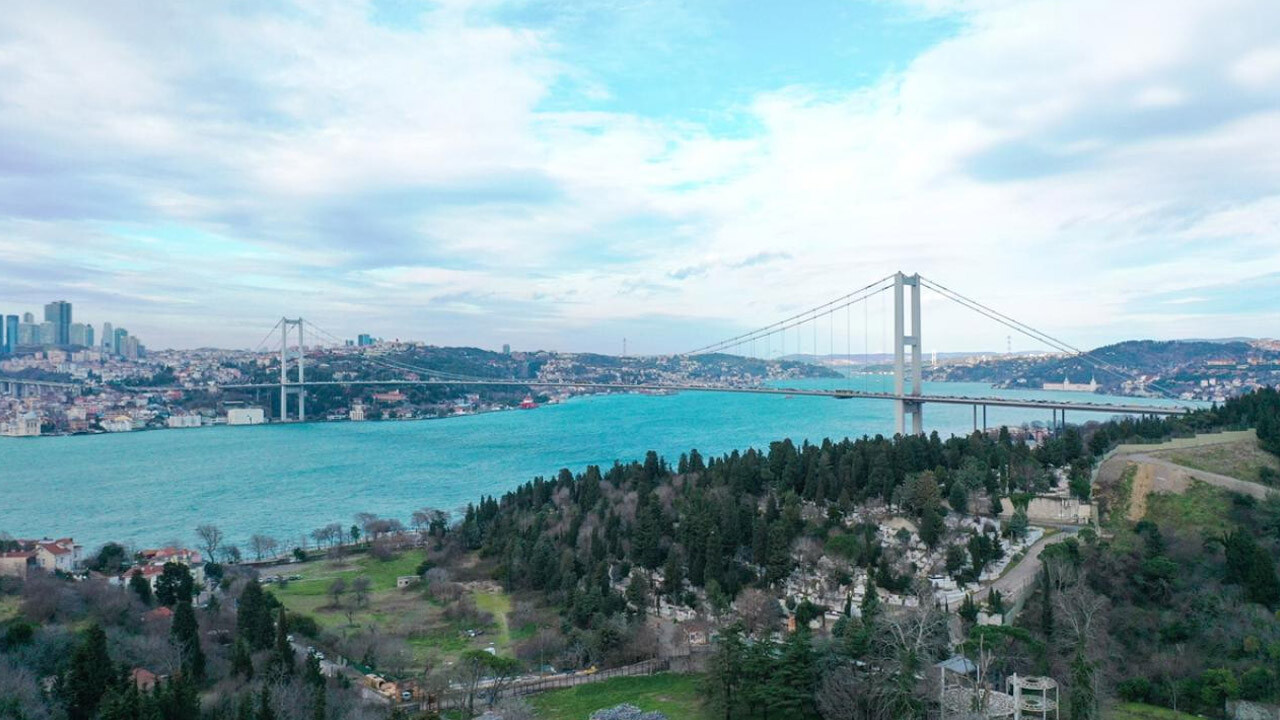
[423,658,671,713]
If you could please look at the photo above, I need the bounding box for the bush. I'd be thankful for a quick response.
[291,612,321,639]
[1116,677,1151,703]
[589,704,667,720]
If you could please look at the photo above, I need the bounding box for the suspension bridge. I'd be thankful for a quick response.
[143,271,1196,434]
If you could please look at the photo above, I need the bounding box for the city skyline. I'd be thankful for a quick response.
[1,1,1279,353]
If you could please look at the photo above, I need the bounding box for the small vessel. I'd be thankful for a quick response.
[519,395,538,409]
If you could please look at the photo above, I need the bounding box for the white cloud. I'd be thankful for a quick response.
[1,0,1279,351]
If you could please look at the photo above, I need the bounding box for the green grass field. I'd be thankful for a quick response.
[1145,480,1234,537]
[1154,431,1280,485]
[269,548,514,668]
[530,673,711,720]
[1106,702,1200,720]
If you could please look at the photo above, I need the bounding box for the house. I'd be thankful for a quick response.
[131,668,159,691]
[0,551,36,579]
[34,539,80,573]
[124,547,207,589]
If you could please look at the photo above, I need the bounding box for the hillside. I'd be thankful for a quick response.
[925,339,1280,400]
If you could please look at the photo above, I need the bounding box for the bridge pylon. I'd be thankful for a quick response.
[893,272,923,436]
[279,318,305,421]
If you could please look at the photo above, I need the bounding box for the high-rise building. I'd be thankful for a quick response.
[85,325,94,348]
[44,301,71,345]
[102,322,113,352]
[69,323,89,347]
[17,322,37,346]
[38,322,56,345]
[113,328,128,356]
[3,315,17,354]
[0,314,7,354]
[502,343,511,354]
[22,312,33,324]
[357,333,374,347]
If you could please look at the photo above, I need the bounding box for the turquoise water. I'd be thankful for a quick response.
[0,378,1185,550]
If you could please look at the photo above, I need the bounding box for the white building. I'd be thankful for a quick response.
[103,415,134,432]
[166,414,202,429]
[227,407,265,425]
[1,412,42,437]
[349,402,366,421]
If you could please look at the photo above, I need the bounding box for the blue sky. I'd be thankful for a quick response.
[0,0,1278,352]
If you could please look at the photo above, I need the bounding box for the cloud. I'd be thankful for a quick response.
[0,0,1278,352]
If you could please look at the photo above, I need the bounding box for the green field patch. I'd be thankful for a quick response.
[1145,481,1234,537]
[1154,432,1280,485]
[530,673,711,720]
[1106,702,1200,720]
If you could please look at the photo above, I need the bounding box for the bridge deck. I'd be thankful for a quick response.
[152,379,1191,416]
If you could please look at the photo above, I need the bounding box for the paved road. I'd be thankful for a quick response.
[1123,453,1275,500]
[973,528,1078,605]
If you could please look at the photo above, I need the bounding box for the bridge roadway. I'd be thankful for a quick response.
[165,379,1191,416]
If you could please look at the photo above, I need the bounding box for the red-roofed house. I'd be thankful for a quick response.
[132,668,158,691]
[0,551,36,579]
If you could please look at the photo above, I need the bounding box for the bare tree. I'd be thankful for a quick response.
[195,524,223,562]
[249,534,277,561]
[327,577,347,609]
[735,588,781,637]
[351,576,371,608]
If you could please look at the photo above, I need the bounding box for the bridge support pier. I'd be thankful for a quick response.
[893,271,924,436]
[279,318,306,422]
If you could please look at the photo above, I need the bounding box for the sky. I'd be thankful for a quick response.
[1,0,1279,354]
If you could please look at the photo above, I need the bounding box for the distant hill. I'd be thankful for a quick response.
[925,339,1280,400]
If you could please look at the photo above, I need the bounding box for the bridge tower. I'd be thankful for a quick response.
[893,272,923,435]
[279,318,305,422]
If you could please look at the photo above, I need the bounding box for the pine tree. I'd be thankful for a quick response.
[312,685,327,720]
[237,579,275,650]
[129,569,152,605]
[271,607,294,678]
[305,652,325,688]
[256,685,277,720]
[859,573,880,624]
[170,601,206,681]
[231,638,254,679]
[64,624,115,720]
[704,623,745,720]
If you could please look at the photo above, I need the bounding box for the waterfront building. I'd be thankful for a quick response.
[350,402,366,421]
[43,301,71,345]
[1041,375,1099,392]
[166,414,202,428]
[227,407,266,425]
[0,411,42,436]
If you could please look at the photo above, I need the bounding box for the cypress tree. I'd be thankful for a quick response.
[64,624,115,720]
[129,570,152,605]
[170,601,206,681]
[271,607,294,678]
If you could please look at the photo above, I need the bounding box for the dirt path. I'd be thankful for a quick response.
[1128,464,1155,521]
[1119,454,1273,501]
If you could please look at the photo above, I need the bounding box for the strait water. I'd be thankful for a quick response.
[0,377,1186,551]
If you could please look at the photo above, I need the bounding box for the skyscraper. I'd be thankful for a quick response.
[3,315,16,354]
[102,322,113,352]
[0,314,7,354]
[43,301,71,345]
[113,328,128,356]
[22,312,33,324]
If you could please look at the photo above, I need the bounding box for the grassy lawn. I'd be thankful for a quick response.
[1111,430,1256,455]
[1154,432,1280,485]
[0,595,19,623]
[1106,702,1200,720]
[1145,480,1234,537]
[531,673,712,720]
[474,589,512,649]
[270,548,517,670]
